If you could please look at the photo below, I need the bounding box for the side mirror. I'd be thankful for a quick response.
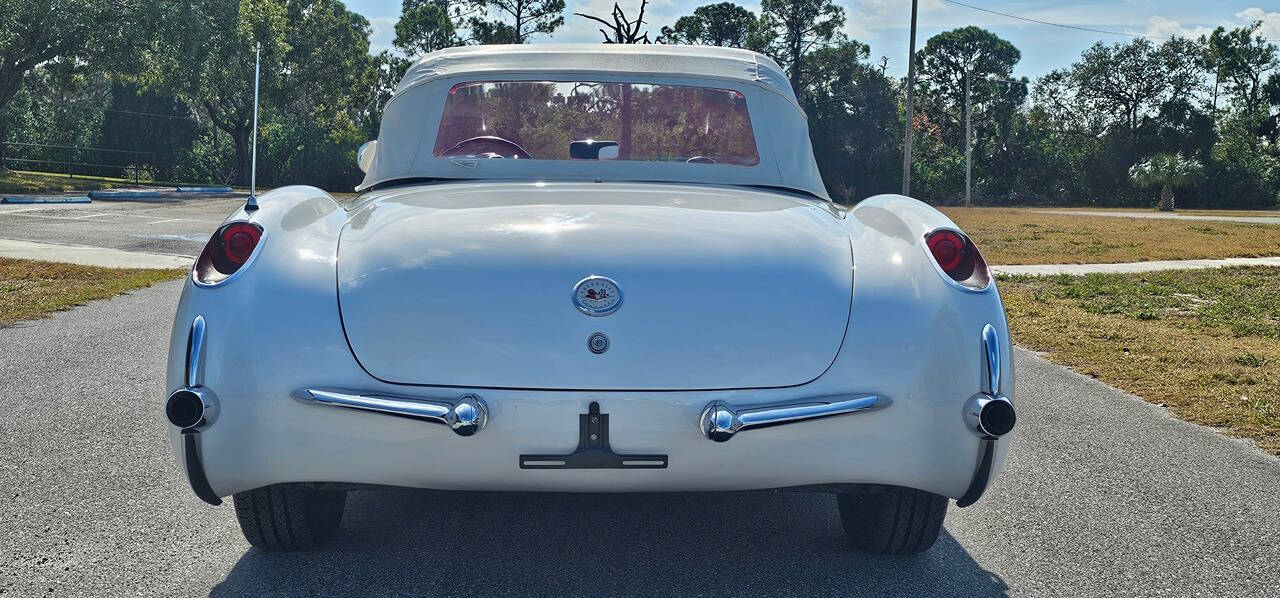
[569,140,619,160]
[357,140,377,173]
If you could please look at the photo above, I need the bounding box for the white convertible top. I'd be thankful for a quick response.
[360,44,829,199]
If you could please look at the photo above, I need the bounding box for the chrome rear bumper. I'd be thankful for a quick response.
[292,387,885,442]
[292,389,489,436]
[699,395,884,442]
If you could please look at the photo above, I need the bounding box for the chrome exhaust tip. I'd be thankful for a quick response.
[963,394,1016,438]
[166,388,219,431]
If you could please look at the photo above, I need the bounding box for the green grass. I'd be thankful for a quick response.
[0,258,184,327]
[0,170,131,194]
[1000,266,1280,454]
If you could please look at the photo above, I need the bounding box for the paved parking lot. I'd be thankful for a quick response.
[0,197,244,257]
[2,280,1280,596]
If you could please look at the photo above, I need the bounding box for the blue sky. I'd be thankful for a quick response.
[344,0,1279,78]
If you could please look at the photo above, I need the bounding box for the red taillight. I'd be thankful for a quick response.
[220,222,261,266]
[926,228,988,289]
[193,221,264,286]
[927,230,967,273]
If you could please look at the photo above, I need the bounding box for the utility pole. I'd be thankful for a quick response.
[900,0,919,196]
[964,68,972,207]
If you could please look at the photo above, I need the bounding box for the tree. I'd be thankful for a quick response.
[0,0,146,169]
[272,0,374,189]
[394,0,460,56]
[185,0,288,186]
[463,0,564,44]
[1047,38,1203,135]
[801,41,901,202]
[915,27,1026,146]
[577,1,653,44]
[1202,22,1279,114]
[657,3,759,48]
[1130,153,1203,211]
[758,0,844,99]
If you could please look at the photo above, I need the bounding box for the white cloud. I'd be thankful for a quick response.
[844,0,948,40]
[369,16,397,54]
[1143,15,1212,39]
[1236,8,1280,41]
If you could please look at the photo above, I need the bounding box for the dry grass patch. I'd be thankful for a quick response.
[0,258,184,326]
[942,207,1280,265]
[1000,266,1280,454]
[1053,207,1280,218]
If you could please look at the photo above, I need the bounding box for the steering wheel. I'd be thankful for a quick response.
[686,156,717,164]
[441,136,533,160]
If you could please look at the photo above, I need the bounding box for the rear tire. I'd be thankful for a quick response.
[233,484,347,551]
[837,485,947,554]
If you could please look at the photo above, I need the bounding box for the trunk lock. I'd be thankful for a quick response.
[588,332,610,354]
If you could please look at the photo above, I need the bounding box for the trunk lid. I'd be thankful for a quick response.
[336,182,851,390]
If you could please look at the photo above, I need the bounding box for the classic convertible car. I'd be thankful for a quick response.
[164,45,1015,554]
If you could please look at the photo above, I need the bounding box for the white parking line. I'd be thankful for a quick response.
[148,218,221,225]
[0,206,55,215]
[72,212,128,219]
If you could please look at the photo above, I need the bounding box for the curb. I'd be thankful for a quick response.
[176,186,234,193]
[2,196,92,204]
[87,190,166,200]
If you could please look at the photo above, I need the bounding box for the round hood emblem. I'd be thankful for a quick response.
[572,276,622,316]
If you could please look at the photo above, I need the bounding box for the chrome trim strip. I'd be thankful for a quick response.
[294,389,489,436]
[186,315,206,388]
[700,394,883,442]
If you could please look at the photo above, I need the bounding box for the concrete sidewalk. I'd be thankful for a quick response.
[0,238,192,269]
[1037,209,1280,225]
[994,256,1280,276]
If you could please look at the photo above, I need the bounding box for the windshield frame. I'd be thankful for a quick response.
[361,70,830,200]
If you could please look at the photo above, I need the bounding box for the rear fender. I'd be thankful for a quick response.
[816,194,1014,498]
[166,186,362,494]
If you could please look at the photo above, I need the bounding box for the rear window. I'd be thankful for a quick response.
[433,81,759,166]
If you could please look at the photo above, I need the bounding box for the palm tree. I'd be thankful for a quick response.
[1129,153,1204,211]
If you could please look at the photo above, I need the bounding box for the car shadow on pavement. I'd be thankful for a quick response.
[212,488,1008,597]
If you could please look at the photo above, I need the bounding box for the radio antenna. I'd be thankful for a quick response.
[246,43,261,212]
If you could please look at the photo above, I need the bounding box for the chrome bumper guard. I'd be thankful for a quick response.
[169,315,221,506]
[293,389,489,437]
[699,394,885,442]
[956,323,1016,508]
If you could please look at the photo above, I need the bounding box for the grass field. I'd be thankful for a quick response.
[0,258,183,327]
[1055,207,1280,217]
[1000,266,1280,455]
[943,207,1280,265]
[0,170,130,194]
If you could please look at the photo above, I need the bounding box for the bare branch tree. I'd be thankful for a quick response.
[575,0,652,44]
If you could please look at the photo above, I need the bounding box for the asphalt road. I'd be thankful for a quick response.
[3,282,1280,596]
[0,197,244,257]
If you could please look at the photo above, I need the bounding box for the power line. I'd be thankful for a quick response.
[940,0,1174,41]
[38,100,198,121]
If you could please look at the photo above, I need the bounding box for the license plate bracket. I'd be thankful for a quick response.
[519,401,668,469]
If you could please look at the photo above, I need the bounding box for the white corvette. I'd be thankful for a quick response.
[164,45,1015,554]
